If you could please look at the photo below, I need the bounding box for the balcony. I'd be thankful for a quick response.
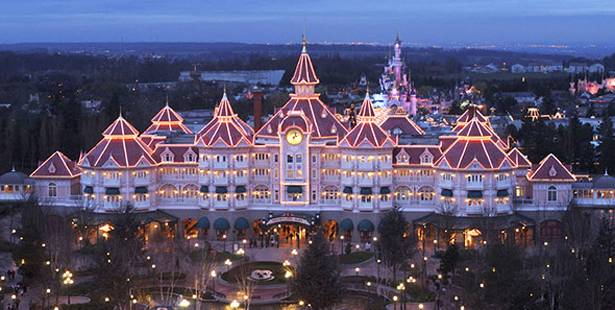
[134,177,151,187]
[357,202,374,211]
[102,178,121,187]
[466,182,484,190]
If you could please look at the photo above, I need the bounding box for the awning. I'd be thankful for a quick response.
[213,218,230,231]
[83,186,93,194]
[236,186,247,193]
[343,186,353,194]
[467,190,483,199]
[380,187,391,195]
[497,189,509,197]
[360,187,373,195]
[234,217,250,230]
[358,219,375,232]
[340,218,354,231]
[441,189,453,197]
[105,187,120,195]
[215,186,228,194]
[287,185,303,193]
[200,185,209,193]
[196,217,210,229]
[413,212,535,231]
[135,186,148,194]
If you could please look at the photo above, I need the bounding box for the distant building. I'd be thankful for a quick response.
[568,62,589,74]
[0,168,34,202]
[589,63,605,74]
[179,70,285,86]
[500,92,539,105]
[511,64,526,73]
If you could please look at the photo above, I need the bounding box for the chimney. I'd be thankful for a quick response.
[252,87,264,130]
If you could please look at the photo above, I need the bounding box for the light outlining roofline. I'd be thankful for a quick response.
[30,151,80,179]
[528,153,576,181]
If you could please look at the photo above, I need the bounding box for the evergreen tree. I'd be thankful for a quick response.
[598,116,615,174]
[292,230,342,310]
[438,244,460,283]
[377,207,416,283]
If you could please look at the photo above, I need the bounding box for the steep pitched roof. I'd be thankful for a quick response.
[435,118,512,170]
[143,103,192,135]
[379,109,425,137]
[30,151,80,178]
[82,116,157,168]
[453,106,489,131]
[102,115,139,137]
[529,154,576,182]
[507,148,532,168]
[340,94,395,148]
[195,92,253,147]
[290,39,319,85]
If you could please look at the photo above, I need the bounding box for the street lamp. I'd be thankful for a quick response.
[354,267,360,276]
[224,259,232,271]
[230,299,240,309]
[285,270,293,296]
[62,270,74,305]
[210,270,217,295]
[178,298,190,308]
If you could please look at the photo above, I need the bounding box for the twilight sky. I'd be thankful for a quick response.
[1,0,613,44]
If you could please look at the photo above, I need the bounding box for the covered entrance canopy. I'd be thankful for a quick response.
[413,212,535,230]
[70,209,178,226]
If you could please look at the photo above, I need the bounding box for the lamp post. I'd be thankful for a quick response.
[340,235,345,255]
[284,270,293,296]
[210,270,217,296]
[224,259,232,271]
[62,270,74,305]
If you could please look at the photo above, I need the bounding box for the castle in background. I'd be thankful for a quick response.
[378,35,417,115]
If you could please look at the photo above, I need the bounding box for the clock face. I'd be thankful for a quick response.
[286,129,303,145]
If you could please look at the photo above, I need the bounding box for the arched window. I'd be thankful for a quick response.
[253,185,270,202]
[159,184,177,199]
[48,183,57,197]
[547,186,557,202]
[323,186,339,202]
[394,186,412,201]
[418,186,435,201]
[183,184,199,199]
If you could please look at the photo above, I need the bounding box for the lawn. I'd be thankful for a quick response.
[338,251,374,265]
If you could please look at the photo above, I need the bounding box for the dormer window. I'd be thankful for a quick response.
[321,110,327,118]
[331,125,337,134]
[163,153,173,162]
[420,154,432,165]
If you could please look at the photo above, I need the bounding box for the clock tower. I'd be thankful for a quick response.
[278,111,312,205]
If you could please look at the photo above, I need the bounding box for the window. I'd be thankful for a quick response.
[273,154,278,162]
[312,155,317,163]
[418,187,434,201]
[420,154,432,164]
[295,154,302,163]
[496,174,509,182]
[361,195,372,203]
[136,171,147,178]
[255,153,269,161]
[515,186,525,198]
[466,174,483,183]
[236,155,244,162]
[216,194,227,201]
[274,190,279,202]
[441,173,452,181]
[254,186,270,201]
[323,187,338,201]
[164,153,173,162]
[237,193,246,201]
[135,194,148,202]
[48,183,57,197]
[394,187,412,201]
[312,190,317,201]
[186,153,195,162]
[287,155,294,163]
[547,186,557,202]
[254,169,269,176]
[237,170,244,178]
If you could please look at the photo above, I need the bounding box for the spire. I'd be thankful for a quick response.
[301,33,308,53]
[358,90,376,120]
[290,34,320,87]
[216,90,235,118]
[165,95,169,107]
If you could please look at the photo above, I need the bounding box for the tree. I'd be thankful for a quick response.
[292,230,342,310]
[598,115,615,174]
[377,207,416,283]
[90,204,145,309]
[438,244,460,283]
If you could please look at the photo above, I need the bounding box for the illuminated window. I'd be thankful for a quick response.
[466,174,483,183]
[394,186,412,201]
[48,183,57,197]
[418,187,434,201]
[254,186,270,201]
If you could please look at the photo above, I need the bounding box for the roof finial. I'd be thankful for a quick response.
[301,33,307,53]
[222,85,228,100]
[11,165,15,172]
[605,168,609,176]
[165,95,169,107]
[119,105,123,118]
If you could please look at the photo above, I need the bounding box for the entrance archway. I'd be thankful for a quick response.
[464,228,482,248]
[260,213,315,249]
